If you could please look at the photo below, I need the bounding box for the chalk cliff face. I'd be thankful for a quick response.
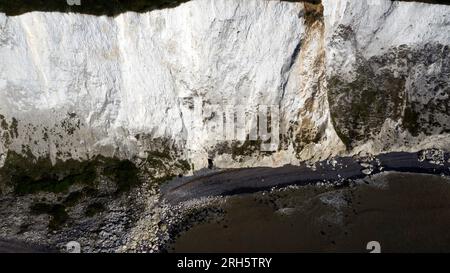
[324,0,450,155]
[0,0,449,171]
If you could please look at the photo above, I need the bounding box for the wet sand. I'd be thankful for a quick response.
[170,172,450,253]
[162,152,450,204]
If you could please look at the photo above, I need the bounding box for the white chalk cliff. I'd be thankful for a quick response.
[0,0,449,170]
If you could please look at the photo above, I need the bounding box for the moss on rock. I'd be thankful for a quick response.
[0,151,97,195]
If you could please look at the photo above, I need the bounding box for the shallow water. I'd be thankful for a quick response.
[169,172,450,253]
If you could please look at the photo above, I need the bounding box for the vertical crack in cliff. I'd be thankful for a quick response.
[280,1,324,103]
[280,1,338,160]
